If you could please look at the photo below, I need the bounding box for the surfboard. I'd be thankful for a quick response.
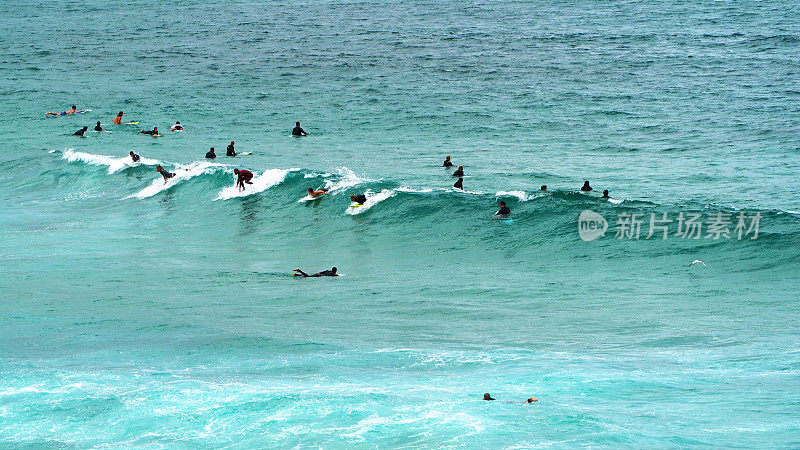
[238,152,253,156]
[349,203,363,208]
[123,121,139,125]
[298,194,323,203]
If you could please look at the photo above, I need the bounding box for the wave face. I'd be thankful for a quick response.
[2,0,800,447]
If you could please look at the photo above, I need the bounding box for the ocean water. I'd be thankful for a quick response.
[1,0,799,447]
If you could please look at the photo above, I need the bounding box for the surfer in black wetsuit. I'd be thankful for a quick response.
[540,185,547,191]
[443,155,453,167]
[139,127,158,136]
[293,267,338,277]
[581,180,592,192]
[454,177,463,190]
[206,147,216,159]
[129,151,140,162]
[94,121,103,132]
[292,122,308,136]
[483,393,496,401]
[602,189,610,198]
[156,165,175,184]
[453,166,464,177]
[350,193,367,205]
[73,126,88,136]
[226,141,236,156]
[495,201,511,217]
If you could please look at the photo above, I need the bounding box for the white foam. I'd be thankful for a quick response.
[345,189,395,215]
[324,167,372,193]
[129,161,226,199]
[63,148,160,174]
[495,190,532,202]
[215,168,300,200]
[608,197,623,204]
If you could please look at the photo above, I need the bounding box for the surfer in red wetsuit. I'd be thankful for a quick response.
[233,168,253,191]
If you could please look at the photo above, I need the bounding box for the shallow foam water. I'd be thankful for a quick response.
[1,0,799,447]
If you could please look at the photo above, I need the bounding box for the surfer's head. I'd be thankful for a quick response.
[603,189,609,197]
[233,169,240,175]
[350,194,356,201]
[540,185,547,191]
[129,151,135,156]
[445,155,450,160]
[308,188,314,193]
[153,127,158,132]
[175,121,180,125]
[156,165,163,171]
[527,397,538,403]
[296,121,301,126]
[210,147,215,152]
[331,267,337,274]
[118,111,123,116]
[230,141,234,145]
[483,393,495,401]
[71,105,76,109]
[499,201,506,207]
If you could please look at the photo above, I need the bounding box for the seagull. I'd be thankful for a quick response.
[689,260,706,267]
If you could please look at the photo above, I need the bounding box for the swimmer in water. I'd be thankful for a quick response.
[156,165,175,184]
[526,397,538,403]
[292,122,308,136]
[233,168,254,191]
[170,121,183,131]
[94,121,103,132]
[139,127,158,136]
[540,185,547,191]
[129,151,140,162]
[581,180,593,192]
[495,201,511,217]
[483,393,496,401]
[293,267,338,277]
[453,166,464,177]
[602,189,610,198]
[226,141,236,157]
[350,193,367,205]
[443,155,454,167]
[307,187,329,198]
[73,126,88,136]
[205,147,216,159]
[454,177,463,190]
[46,105,77,116]
[113,111,123,124]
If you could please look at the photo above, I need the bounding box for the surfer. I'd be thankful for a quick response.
[443,155,454,167]
[453,166,464,177]
[205,147,216,159]
[170,121,183,131]
[129,151,140,162]
[307,187,328,198]
[46,105,77,116]
[454,177,463,190]
[139,127,158,136]
[233,168,253,191]
[73,126,88,136]
[495,201,511,217]
[226,141,236,157]
[293,267,338,277]
[156,165,175,184]
[540,185,547,191]
[292,122,308,136]
[602,189,610,198]
[350,193,367,205]
[483,393,496,401]
[113,111,123,124]
[94,121,103,132]
[581,180,593,192]
[526,397,538,403]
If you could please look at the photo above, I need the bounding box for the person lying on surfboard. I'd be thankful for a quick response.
[170,121,183,131]
[350,193,367,205]
[139,127,159,136]
[129,151,140,163]
[46,105,77,116]
[307,187,328,198]
[113,111,124,124]
[293,267,338,277]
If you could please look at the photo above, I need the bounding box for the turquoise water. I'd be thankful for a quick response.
[1,0,799,446]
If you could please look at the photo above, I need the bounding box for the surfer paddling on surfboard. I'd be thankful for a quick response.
[350,193,367,205]
[293,267,338,277]
[307,187,328,198]
[139,126,159,136]
[46,105,77,116]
